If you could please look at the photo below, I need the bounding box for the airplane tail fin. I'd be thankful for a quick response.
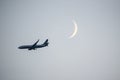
[43,39,49,46]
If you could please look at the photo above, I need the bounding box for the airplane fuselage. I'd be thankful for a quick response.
[18,39,48,50]
[18,45,46,49]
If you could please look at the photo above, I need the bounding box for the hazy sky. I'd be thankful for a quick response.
[0,0,120,80]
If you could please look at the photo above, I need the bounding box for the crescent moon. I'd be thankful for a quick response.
[69,20,78,38]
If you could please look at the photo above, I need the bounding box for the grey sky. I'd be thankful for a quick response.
[0,0,120,80]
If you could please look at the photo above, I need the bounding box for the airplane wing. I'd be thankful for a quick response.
[28,39,39,50]
[43,39,48,44]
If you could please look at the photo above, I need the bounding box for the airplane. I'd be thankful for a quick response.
[18,39,49,50]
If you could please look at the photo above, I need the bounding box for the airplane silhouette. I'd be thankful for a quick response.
[18,39,49,50]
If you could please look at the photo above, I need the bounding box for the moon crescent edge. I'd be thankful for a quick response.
[69,20,78,38]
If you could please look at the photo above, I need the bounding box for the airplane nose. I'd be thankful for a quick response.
[18,46,22,49]
[18,46,20,49]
